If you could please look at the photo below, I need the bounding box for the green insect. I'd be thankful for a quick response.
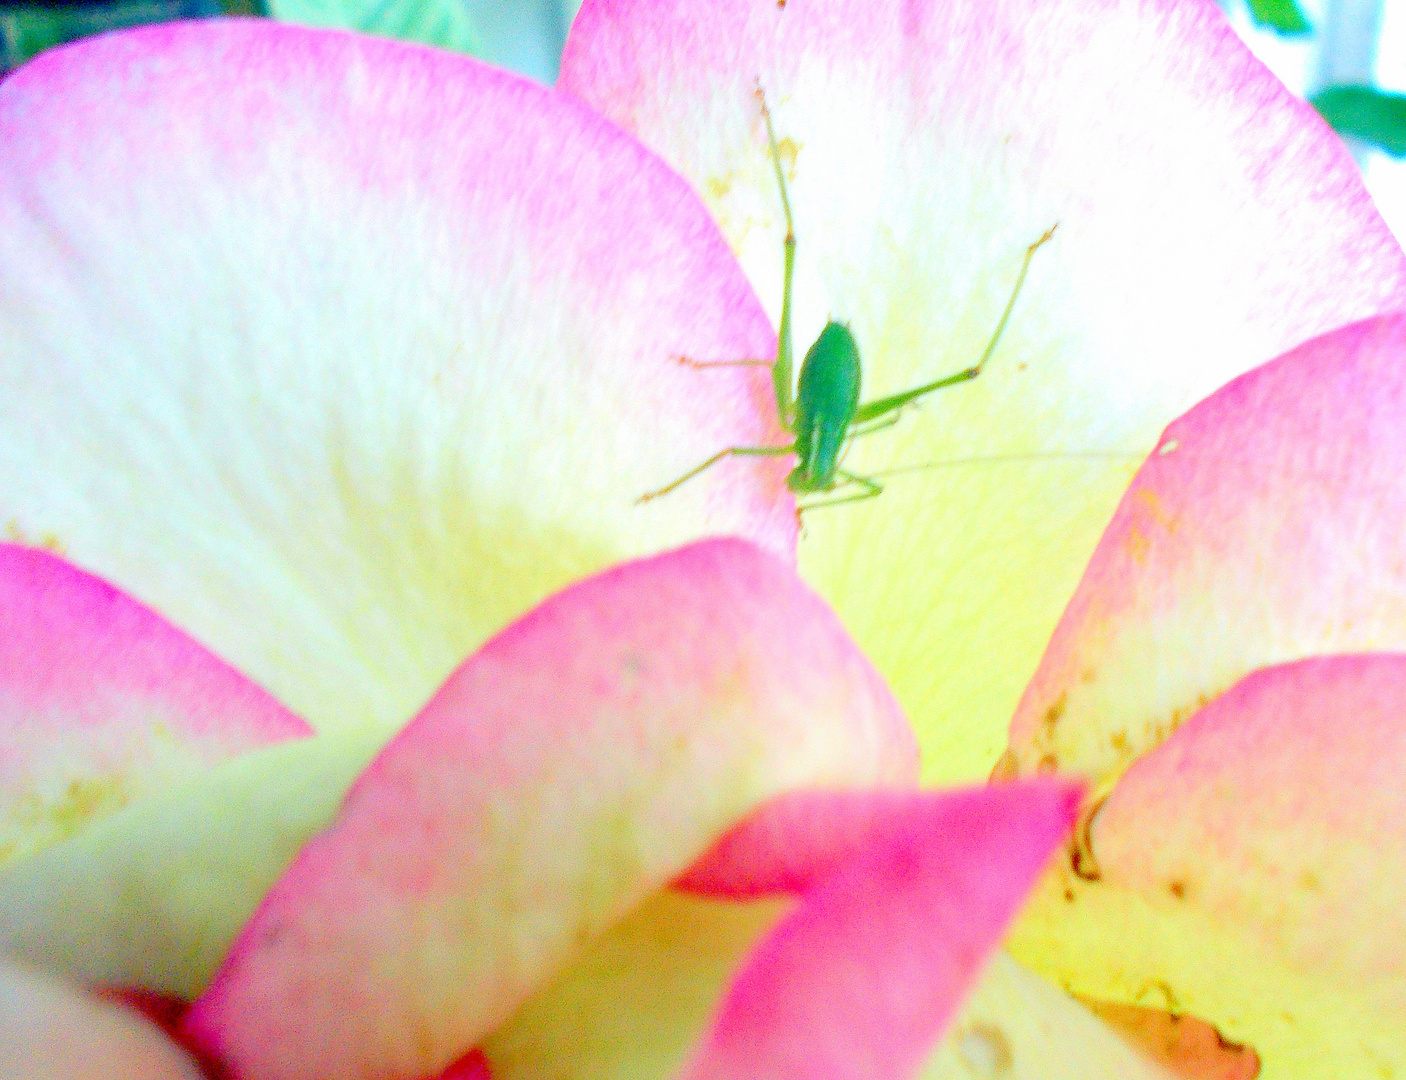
[638,88,1056,512]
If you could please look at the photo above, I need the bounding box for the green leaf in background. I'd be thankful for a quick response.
[1311,85,1406,157]
[1,0,235,74]
[1246,0,1312,36]
[268,0,480,54]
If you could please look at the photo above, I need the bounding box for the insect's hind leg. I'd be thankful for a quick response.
[964,222,1059,381]
[849,224,1058,427]
[796,470,883,513]
[636,443,795,504]
[835,412,904,473]
[846,410,905,441]
[673,355,774,368]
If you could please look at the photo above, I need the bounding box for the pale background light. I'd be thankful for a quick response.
[1217,0,1402,243]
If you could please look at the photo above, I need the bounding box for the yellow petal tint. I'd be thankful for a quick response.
[922,953,1182,1080]
[561,0,1406,783]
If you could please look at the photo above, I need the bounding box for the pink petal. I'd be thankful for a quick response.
[678,783,1081,1080]
[0,544,309,865]
[433,1048,493,1080]
[1007,314,1406,789]
[1,20,789,749]
[483,900,1179,1079]
[1084,655,1406,1067]
[0,18,795,999]
[1012,656,1406,1073]
[1002,316,1406,1073]
[561,0,1406,786]
[184,539,916,1080]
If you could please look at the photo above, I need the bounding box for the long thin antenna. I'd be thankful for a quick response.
[869,450,1144,479]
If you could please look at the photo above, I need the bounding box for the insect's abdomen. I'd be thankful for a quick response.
[790,321,861,492]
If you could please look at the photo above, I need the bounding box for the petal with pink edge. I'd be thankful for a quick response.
[560,0,1406,784]
[0,960,203,1080]
[0,544,310,866]
[1007,314,1406,788]
[184,539,916,1080]
[676,784,1080,1080]
[0,20,788,755]
[485,798,1180,1080]
[1012,655,1406,1077]
[492,923,1182,1080]
[495,929,1185,1080]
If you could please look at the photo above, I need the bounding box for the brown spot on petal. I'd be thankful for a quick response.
[1070,795,1106,881]
[955,1022,1013,1077]
[1080,999,1261,1080]
[1043,692,1067,730]
[988,748,1019,783]
[1125,525,1150,564]
[1133,487,1175,529]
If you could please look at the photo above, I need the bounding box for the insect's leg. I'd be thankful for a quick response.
[636,443,796,504]
[673,355,774,368]
[756,83,797,429]
[963,222,1058,379]
[836,411,905,471]
[796,470,884,513]
[845,410,905,441]
[850,223,1058,426]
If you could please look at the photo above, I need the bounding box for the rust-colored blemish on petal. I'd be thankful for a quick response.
[1080,998,1261,1079]
[989,748,1019,783]
[1125,525,1151,565]
[1069,794,1106,881]
[954,1021,1013,1077]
